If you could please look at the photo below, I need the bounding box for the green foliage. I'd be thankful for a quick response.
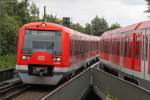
[29,2,40,22]
[109,23,121,30]
[0,15,19,55]
[30,2,39,17]
[0,0,40,55]
[43,14,62,24]
[0,55,15,70]
[70,23,85,33]
[91,16,109,36]
[145,0,150,15]
[84,23,92,35]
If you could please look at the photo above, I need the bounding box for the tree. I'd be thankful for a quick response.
[109,23,121,30]
[44,14,62,24]
[145,0,150,15]
[0,0,37,55]
[84,23,92,35]
[29,2,40,22]
[30,2,39,17]
[0,0,19,55]
[15,0,31,24]
[91,16,108,36]
[70,23,85,33]
[1,15,19,55]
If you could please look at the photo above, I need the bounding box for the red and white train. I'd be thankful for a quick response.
[100,20,150,88]
[16,22,100,85]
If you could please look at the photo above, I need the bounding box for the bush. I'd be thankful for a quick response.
[0,55,16,70]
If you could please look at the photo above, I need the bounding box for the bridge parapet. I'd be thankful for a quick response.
[42,62,150,100]
[93,67,150,100]
[42,62,100,100]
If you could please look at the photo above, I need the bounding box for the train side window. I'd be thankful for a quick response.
[142,34,144,60]
[112,39,114,55]
[135,37,140,58]
[120,37,123,56]
[142,29,148,61]
[73,39,74,56]
[112,38,114,55]
[128,38,132,58]
[75,37,77,55]
[115,39,117,55]
[70,38,72,56]
[72,38,74,56]
[124,38,128,57]
[118,39,120,56]
[145,34,148,60]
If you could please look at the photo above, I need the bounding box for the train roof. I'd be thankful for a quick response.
[137,20,150,30]
[22,22,100,41]
[102,20,150,36]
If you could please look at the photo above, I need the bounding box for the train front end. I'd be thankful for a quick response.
[16,22,69,85]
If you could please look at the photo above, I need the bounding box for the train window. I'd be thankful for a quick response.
[72,36,75,56]
[129,41,132,57]
[117,39,120,56]
[111,39,113,54]
[71,37,73,56]
[145,35,148,60]
[115,39,117,55]
[120,38,123,56]
[70,38,72,56]
[121,36,124,57]
[135,37,140,58]
[23,30,61,55]
[112,39,114,55]
[124,38,128,57]
[142,32,148,60]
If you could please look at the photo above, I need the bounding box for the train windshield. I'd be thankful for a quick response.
[23,30,61,55]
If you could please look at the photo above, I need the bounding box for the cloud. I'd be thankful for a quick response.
[29,0,148,26]
[119,0,146,5]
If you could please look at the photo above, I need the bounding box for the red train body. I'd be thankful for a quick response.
[16,22,100,85]
[100,20,150,88]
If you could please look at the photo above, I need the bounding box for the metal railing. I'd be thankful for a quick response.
[0,69,14,82]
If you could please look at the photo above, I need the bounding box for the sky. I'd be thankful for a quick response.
[29,0,149,26]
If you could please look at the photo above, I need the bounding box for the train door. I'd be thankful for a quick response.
[109,34,113,62]
[120,34,124,67]
[116,36,120,65]
[111,37,115,63]
[123,33,133,69]
[133,32,142,72]
[142,29,150,80]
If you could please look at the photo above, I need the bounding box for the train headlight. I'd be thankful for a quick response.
[53,57,61,62]
[57,58,61,61]
[41,23,46,27]
[52,57,57,61]
[22,55,31,60]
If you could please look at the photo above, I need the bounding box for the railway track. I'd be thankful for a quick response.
[0,72,83,100]
[12,85,56,100]
[0,79,56,100]
[0,61,99,100]
[0,80,30,100]
[0,79,21,88]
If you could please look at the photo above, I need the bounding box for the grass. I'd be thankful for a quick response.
[0,55,16,71]
[105,92,118,100]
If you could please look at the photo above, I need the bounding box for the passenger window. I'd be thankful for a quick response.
[145,35,148,60]
[135,37,140,58]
